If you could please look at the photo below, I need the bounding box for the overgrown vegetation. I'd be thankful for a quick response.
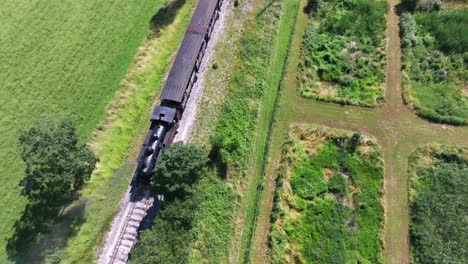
[401,4,468,125]
[269,124,384,263]
[408,145,467,263]
[298,0,388,106]
[203,1,301,262]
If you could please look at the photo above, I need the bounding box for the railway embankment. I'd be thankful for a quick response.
[98,0,230,263]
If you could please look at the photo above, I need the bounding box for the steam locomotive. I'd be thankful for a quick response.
[135,0,223,181]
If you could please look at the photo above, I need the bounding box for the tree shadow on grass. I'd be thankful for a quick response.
[149,0,187,38]
[208,138,228,180]
[6,199,86,264]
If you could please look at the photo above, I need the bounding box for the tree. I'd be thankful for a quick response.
[401,0,419,12]
[18,117,97,207]
[152,142,208,200]
[129,199,198,264]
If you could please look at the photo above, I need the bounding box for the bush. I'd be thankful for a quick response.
[305,0,323,16]
[152,142,208,200]
[400,13,417,47]
[416,11,468,53]
[401,0,419,12]
[420,0,442,13]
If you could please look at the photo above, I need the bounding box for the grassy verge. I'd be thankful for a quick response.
[187,0,300,262]
[61,2,196,262]
[298,0,388,107]
[13,1,198,263]
[401,7,468,125]
[0,0,166,262]
[407,144,467,263]
[269,124,384,263]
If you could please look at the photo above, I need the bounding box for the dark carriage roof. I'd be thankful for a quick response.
[159,0,220,104]
[160,32,204,104]
[188,0,220,34]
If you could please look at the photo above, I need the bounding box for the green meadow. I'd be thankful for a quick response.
[0,0,165,261]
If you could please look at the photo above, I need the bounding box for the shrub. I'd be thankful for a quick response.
[416,11,468,53]
[420,0,442,13]
[400,12,417,47]
[305,0,323,16]
[401,0,419,12]
[130,199,199,264]
[152,142,208,200]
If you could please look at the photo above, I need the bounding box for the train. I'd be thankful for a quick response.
[135,0,223,181]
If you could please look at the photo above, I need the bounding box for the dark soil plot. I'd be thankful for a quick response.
[298,0,388,107]
[269,124,384,263]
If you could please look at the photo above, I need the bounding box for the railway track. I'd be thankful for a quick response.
[99,185,158,264]
[99,1,228,263]
[109,188,154,264]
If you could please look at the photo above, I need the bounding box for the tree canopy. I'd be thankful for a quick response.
[18,117,97,207]
[152,142,208,200]
[129,198,198,264]
[130,143,209,263]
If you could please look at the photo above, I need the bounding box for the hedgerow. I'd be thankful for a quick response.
[298,0,388,107]
[269,125,384,263]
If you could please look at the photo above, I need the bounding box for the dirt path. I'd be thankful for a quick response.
[251,0,468,263]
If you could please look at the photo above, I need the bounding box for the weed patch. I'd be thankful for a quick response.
[298,0,388,106]
[401,8,468,125]
[269,124,384,263]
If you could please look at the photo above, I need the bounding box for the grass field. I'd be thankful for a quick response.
[0,0,166,261]
[0,0,190,262]
[269,124,384,263]
[408,145,467,263]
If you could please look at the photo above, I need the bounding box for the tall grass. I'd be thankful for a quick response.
[298,0,388,107]
[408,145,468,263]
[188,0,300,262]
[401,8,468,125]
[269,124,384,263]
